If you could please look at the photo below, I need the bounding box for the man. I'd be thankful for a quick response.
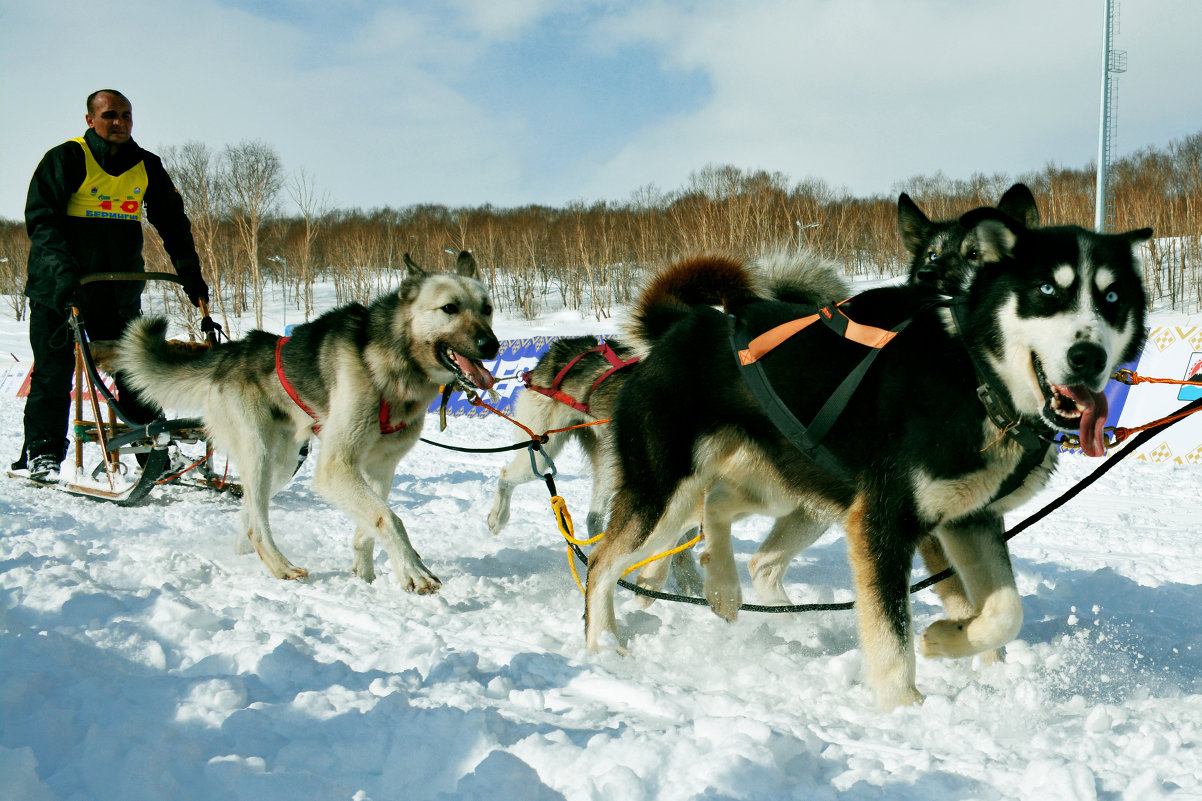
[12,89,208,482]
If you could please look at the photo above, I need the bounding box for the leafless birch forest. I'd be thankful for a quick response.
[3,132,1200,326]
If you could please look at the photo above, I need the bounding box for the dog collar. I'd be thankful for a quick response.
[944,298,1052,504]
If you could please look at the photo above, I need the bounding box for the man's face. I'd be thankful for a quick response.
[86,93,132,146]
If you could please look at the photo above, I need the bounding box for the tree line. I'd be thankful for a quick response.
[2,130,1200,330]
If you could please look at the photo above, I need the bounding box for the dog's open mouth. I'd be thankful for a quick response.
[1033,355,1109,457]
[440,345,495,390]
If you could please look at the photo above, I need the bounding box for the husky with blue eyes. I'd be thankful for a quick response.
[965,214,1150,456]
[583,212,1150,711]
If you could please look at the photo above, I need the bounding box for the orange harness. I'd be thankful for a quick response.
[522,341,640,414]
[275,336,406,436]
[730,300,920,485]
[735,300,899,365]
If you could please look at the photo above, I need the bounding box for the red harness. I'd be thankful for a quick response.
[522,341,640,414]
[275,336,406,436]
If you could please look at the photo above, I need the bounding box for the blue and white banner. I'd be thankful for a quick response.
[431,335,612,418]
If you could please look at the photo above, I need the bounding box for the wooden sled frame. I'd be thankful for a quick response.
[61,272,236,505]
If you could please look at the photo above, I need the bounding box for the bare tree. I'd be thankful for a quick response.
[222,140,283,327]
[0,221,30,321]
[285,167,330,319]
[162,141,232,333]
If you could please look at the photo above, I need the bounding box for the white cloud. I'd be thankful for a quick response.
[2,0,1200,220]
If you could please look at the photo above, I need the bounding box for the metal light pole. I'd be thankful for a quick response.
[1095,0,1126,232]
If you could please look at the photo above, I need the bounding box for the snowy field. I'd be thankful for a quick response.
[2,280,1202,801]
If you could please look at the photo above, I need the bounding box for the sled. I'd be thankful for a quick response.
[9,272,263,505]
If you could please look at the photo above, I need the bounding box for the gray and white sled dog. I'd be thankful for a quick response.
[585,212,1150,711]
[114,251,499,592]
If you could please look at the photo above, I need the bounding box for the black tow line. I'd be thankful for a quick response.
[563,398,1199,613]
[418,336,1199,613]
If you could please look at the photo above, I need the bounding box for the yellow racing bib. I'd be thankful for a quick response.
[64,137,148,222]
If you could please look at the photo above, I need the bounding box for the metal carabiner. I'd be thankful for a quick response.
[1112,368,1137,385]
[528,441,557,480]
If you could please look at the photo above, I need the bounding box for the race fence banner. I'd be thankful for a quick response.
[427,334,612,419]
[1108,321,1202,465]
[4,322,1199,463]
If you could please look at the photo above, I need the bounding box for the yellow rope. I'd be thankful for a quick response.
[550,495,703,595]
[619,531,704,579]
[552,495,604,546]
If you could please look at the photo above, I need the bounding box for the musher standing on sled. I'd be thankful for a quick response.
[12,89,209,482]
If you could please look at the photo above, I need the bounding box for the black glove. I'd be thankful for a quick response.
[54,277,81,312]
[178,261,209,307]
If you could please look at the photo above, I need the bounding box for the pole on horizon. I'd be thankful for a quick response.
[1095,0,1126,232]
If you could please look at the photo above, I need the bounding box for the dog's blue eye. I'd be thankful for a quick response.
[1040,283,1056,296]
[926,250,937,263]
[442,304,458,315]
[1104,290,1119,303]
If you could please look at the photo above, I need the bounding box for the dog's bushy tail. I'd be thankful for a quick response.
[752,247,852,308]
[625,253,757,348]
[113,317,220,413]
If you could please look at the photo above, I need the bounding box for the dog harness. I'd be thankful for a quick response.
[275,336,407,436]
[731,297,1051,505]
[731,301,913,485]
[522,341,640,415]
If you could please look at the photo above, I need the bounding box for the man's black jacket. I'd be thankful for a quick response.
[24,128,202,314]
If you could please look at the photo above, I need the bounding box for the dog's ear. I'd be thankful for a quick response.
[997,183,1040,228]
[454,250,477,278]
[896,193,933,257]
[1120,227,1154,246]
[403,252,428,277]
[958,207,1021,264]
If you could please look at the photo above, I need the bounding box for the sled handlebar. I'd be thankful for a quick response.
[79,271,185,287]
[77,272,214,339]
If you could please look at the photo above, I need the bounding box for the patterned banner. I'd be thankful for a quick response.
[429,335,610,418]
[1113,323,1202,465]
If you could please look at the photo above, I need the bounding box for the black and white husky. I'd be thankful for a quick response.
[584,213,1150,710]
[114,252,499,591]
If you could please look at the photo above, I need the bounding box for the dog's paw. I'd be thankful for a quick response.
[633,588,657,610]
[586,629,627,656]
[635,563,670,609]
[876,686,925,712]
[275,563,309,581]
[352,549,376,583]
[705,583,742,622]
[397,564,441,594]
[920,619,973,659]
[234,533,256,556]
[486,508,506,536]
[976,648,1003,668]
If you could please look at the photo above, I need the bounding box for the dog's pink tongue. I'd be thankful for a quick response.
[454,352,495,390]
[1061,384,1110,457]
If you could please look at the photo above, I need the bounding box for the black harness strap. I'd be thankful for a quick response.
[731,296,1052,507]
[730,303,916,485]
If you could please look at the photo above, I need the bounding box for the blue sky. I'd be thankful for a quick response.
[3,0,1201,220]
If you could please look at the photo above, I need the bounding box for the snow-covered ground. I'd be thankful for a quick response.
[2,281,1201,801]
